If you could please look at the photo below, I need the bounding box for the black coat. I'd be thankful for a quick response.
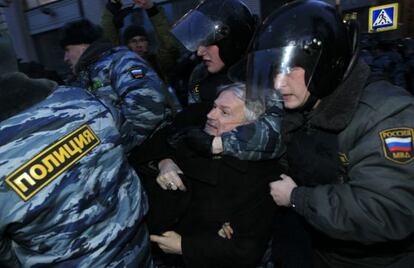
[132,125,281,268]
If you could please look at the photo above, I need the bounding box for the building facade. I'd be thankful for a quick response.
[2,0,412,78]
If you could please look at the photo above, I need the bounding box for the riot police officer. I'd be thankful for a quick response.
[235,0,414,267]
[0,31,152,267]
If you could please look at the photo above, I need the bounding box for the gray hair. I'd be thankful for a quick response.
[217,82,265,122]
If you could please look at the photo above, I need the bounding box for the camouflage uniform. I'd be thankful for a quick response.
[74,43,171,152]
[0,85,152,267]
[222,105,284,160]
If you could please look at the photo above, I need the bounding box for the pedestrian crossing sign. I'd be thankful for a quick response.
[369,3,399,33]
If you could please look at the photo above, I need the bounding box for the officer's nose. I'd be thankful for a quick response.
[274,73,287,91]
[197,46,207,57]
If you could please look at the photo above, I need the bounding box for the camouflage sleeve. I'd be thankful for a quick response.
[221,105,284,161]
[0,238,18,266]
[111,52,169,150]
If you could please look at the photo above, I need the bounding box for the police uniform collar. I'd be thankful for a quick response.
[75,39,114,73]
[309,59,371,132]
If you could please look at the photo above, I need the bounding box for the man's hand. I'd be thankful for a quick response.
[218,222,234,239]
[157,158,186,191]
[269,174,297,207]
[134,0,154,9]
[150,231,183,254]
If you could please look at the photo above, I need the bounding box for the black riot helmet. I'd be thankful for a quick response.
[234,0,353,104]
[171,0,257,68]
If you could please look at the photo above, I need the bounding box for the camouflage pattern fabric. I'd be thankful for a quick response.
[222,104,285,161]
[0,86,152,267]
[77,46,171,152]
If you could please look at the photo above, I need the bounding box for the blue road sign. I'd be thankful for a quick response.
[369,3,399,33]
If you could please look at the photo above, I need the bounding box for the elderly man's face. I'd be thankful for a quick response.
[204,90,246,136]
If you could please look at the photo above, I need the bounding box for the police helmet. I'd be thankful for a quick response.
[235,0,353,103]
[171,0,257,67]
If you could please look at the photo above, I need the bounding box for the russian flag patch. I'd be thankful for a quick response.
[380,128,414,164]
[129,66,145,79]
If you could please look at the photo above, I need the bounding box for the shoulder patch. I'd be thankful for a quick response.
[5,124,101,201]
[129,66,145,79]
[379,127,414,164]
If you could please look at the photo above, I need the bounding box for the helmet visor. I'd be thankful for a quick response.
[171,10,229,52]
[243,45,322,108]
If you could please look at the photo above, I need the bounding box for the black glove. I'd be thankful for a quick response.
[106,0,132,29]
[184,127,214,157]
[106,0,122,15]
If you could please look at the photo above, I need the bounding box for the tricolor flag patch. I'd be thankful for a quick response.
[379,128,414,164]
[129,67,145,79]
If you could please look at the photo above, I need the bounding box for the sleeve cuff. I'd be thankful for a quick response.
[290,186,311,216]
[146,5,160,17]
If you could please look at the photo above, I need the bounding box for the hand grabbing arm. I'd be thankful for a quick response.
[269,174,298,207]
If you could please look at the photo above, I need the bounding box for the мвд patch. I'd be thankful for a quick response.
[379,127,414,164]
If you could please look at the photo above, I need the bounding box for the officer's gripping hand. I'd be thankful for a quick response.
[269,174,297,207]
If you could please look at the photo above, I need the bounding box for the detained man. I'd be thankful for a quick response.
[131,83,281,268]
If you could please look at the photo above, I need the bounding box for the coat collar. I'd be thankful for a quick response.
[75,39,114,74]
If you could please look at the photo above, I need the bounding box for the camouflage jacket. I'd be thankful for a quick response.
[74,42,171,152]
[0,86,152,267]
[222,104,284,160]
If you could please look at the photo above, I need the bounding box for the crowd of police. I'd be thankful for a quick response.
[0,0,413,267]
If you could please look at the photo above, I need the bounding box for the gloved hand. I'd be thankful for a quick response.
[106,0,122,14]
[184,127,214,157]
[106,0,133,29]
